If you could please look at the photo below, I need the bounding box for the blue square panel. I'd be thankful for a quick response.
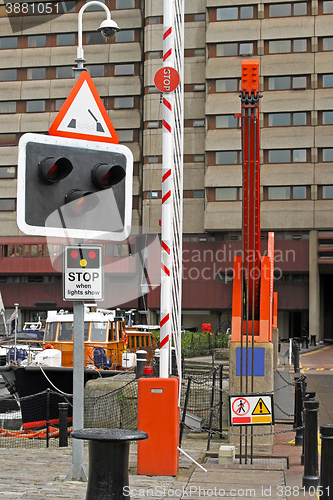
[236,347,265,376]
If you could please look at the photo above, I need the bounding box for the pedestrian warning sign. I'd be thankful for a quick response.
[229,394,274,426]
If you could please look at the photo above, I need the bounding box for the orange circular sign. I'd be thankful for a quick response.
[154,67,180,93]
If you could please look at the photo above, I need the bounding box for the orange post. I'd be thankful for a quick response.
[137,377,179,476]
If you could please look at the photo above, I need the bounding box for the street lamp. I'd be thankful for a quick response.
[75,0,120,79]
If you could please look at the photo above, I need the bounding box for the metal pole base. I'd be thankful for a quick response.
[302,476,320,490]
[65,464,88,482]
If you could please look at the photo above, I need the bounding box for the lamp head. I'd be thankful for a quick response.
[98,19,120,39]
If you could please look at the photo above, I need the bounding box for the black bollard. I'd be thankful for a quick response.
[320,425,333,500]
[302,336,308,349]
[136,350,147,379]
[294,378,303,446]
[72,429,148,500]
[294,342,300,373]
[310,335,316,347]
[301,391,315,465]
[59,402,69,447]
[302,400,320,490]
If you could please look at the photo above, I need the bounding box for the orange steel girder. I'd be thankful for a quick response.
[231,60,277,344]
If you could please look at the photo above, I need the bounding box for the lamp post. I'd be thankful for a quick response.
[65,0,119,482]
[74,0,119,81]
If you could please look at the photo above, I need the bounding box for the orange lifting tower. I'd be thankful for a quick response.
[231,60,277,372]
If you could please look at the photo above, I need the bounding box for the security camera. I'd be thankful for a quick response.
[98,19,120,39]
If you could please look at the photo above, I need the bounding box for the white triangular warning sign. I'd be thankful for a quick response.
[252,398,271,415]
[49,71,119,144]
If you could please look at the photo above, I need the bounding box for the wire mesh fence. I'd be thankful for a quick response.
[0,366,229,448]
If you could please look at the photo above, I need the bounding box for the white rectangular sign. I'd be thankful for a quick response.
[63,245,104,301]
[229,394,274,426]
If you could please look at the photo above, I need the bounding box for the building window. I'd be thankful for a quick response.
[215,78,239,92]
[215,115,239,128]
[56,66,73,78]
[26,100,45,113]
[115,30,135,43]
[193,84,205,91]
[194,13,205,21]
[147,16,161,24]
[215,151,240,165]
[322,185,333,198]
[0,69,17,81]
[0,101,16,114]
[117,130,134,142]
[0,37,18,49]
[147,51,161,59]
[268,39,307,54]
[193,120,205,127]
[268,2,308,17]
[323,1,333,14]
[86,65,104,77]
[322,111,333,124]
[267,186,291,200]
[267,149,307,163]
[322,37,333,51]
[115,0,135,8]
[114,64,135,76]
[0,134,16,146]
[147,156,159,163]
[194,155,205,162]
[322,148,333,161]
[267,75,307,90]
[147,121,159,129]
[85,32,104,44]
[267,112,307,126]
[27,67,46,80]
[193,190,204,198]
[0,199,15,210]
[265,186,309,201]
[55,99,66,111]
[28,35,47,47]
[216,6,254,20]
[293,186,307,199]
[215,42,255,57]
[194,49,205,56]
[322,74,333,87]
[215,187,239,201]
[114,97,134,109]
[56,33,76,46]
[147,191,159,199]
[58,1,76,13]
[0,166,15,178]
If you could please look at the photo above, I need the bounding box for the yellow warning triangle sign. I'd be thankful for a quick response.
[252,398,271,415]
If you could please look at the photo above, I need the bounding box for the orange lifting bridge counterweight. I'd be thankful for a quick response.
[231,60,277,349]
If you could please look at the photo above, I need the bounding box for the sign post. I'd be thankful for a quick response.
[63,244,103,481]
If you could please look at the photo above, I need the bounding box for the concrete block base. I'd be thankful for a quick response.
[218,445,235,465]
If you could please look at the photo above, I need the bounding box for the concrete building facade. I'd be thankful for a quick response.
[0,0,332,340]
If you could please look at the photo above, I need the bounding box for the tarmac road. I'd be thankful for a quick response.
[300,344,333,426]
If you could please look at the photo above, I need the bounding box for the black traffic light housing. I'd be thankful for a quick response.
[17,133,133,240]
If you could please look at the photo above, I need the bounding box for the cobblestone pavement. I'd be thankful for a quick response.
[0,428,316,500]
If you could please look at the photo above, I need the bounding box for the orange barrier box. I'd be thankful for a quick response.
[137,377,179,476]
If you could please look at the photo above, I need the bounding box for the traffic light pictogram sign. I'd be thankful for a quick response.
[17,133,133,240]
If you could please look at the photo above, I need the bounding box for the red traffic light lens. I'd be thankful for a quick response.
[65,190,99,215]
[91,163,125,189]
[38,157,73,184]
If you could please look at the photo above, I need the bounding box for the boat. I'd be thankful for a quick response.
[0,305,157,426]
